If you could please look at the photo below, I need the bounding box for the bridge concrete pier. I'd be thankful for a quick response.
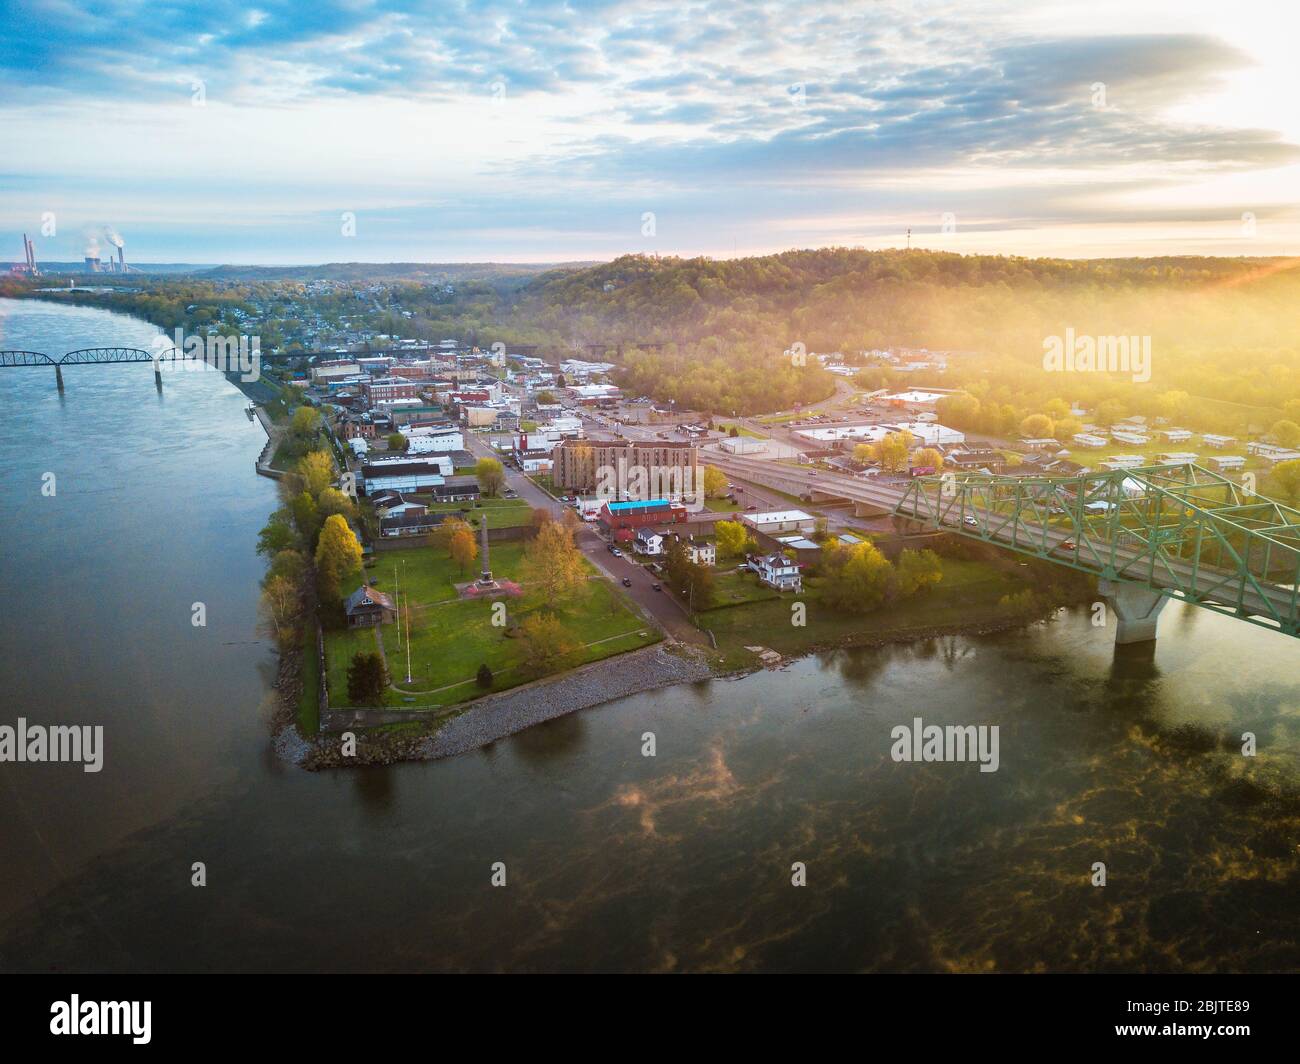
[154,366,163,391]
[1099,578,1169,644]
[55,365,64,391]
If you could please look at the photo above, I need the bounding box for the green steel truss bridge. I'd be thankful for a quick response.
[896,463,1300,640]
[0,346,194,388]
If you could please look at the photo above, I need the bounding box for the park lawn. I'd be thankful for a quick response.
[420,498,535,527]
[703,557,1032,670]
[322,625,392,707]
[719,423,768,439]
[353,541,531,602]
[388,576,659,703]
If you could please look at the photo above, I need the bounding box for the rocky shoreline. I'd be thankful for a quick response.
[278,641,716,770]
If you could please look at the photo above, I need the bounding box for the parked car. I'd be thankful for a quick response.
[745,504,757,510]
[622,577,632,587]
[611,548,623,558]
[652,583,662,592]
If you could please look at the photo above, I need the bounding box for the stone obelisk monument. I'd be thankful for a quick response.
[478,513,495,587]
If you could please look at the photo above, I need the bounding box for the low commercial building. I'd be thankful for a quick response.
[740,509,816,534]
[719,435,766,454]
[1247,442,1300,464]
[1072,432,1108,448]
[379,511,446,538]
[360,458,455,494]
[1201,434,1236,449]
[1206,454,1246,472]
[600,499,687,542]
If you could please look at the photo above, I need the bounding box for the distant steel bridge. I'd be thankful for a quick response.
[0,346,198,389]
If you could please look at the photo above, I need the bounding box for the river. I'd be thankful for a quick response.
[0,297,1296,973]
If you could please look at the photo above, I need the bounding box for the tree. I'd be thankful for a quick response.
[728,425,739,438]
[476,457,506,497]
[870,431,911,472]
[314,514,363,602]
[258,574,302,651]
[822,541,894,613]
[346,651,387,705]
[852,443,875,465]
[1019,413,1055,438]
[449,526,479,574]
[521,519,586,600]
[516,612,578,675]
[702,464,728,498]
[896,549,944,596]
[297,450,334,498]
[476,663,494,689]
[257,510,298,556]
[529,506,555,533]
[714,519,751,558]
[264,548,306,588]
[913,447,944,471]
[316,486,356,524]
[535,389,557,405]
[290,405,321,439]
[386,432,408,452]
[290,490,321,546]
[1263,459,1300,506]
[1270,420,1300,448]
[430,516,473,553]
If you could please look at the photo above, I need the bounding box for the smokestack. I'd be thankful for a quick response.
[118,244,125,272]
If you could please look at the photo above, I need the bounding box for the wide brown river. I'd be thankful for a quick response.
[0,298,1296,972]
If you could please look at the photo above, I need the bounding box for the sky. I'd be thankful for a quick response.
[3,0,1300,265]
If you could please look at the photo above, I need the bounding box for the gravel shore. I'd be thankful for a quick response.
[298,642,716,770]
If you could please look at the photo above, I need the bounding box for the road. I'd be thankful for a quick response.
[463,431,710,644]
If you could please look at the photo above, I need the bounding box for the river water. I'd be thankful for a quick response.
[0,297,1296,973]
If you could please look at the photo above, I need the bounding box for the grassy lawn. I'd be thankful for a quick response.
[325,543,660,707]
[297,622,321,734]
[704,557,1034,670]
[322,625,390,707]
[707,566,781,607]
[704,496,745,513]
[718,423,769,439]
[419,497,535,527]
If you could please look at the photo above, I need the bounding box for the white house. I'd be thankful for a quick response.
[1201,434,1236,449]
[1206,455,1246,472]
[1073,433,1108,448]
[749,552,802,592]
[683,538,715,566]
[634,528,664,555]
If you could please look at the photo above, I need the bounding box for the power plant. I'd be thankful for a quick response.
[11,233,39,276]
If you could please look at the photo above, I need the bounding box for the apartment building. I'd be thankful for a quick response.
[551,438,698,493]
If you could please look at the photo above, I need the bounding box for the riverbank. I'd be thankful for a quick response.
[291,641,715,769]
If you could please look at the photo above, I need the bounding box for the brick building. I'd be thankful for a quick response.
[551,438,698,493]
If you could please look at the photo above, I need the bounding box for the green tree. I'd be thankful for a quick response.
[714,519,750,558]
[1019,413,1054,438]
[822,541,894,613]
[1262,459,1300,506]
[290,490,321,545]
[476,663,494,689]
[476,457,506,497]
[1270,420,1300,448]
[290,405,321,439]
[896,549,944,596]
[346,651,387,705]
[257,510,298,556]
[386,432,408,452]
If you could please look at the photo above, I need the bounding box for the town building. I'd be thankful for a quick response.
[748,552,802,592]
[740,509,816,534]
[600,499,687,542]
[344,585,397,627]
[551,439,698,493]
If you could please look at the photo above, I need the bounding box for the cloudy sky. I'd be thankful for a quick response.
[3,0,1299,264]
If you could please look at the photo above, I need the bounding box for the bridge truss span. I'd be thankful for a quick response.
[897,463,1300,638]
